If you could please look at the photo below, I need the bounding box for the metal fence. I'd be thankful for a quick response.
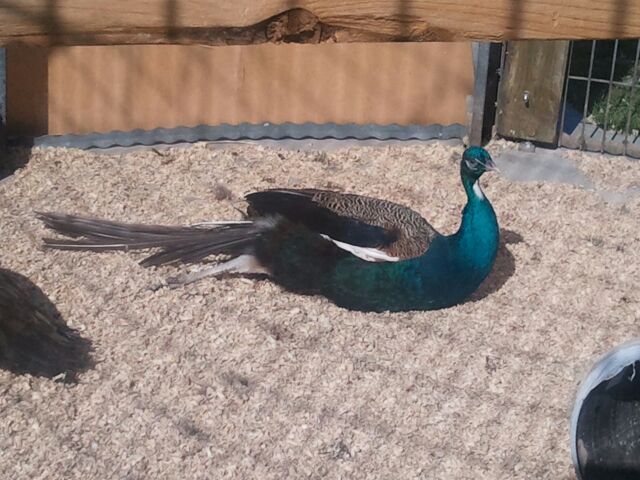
[560,39,640,158]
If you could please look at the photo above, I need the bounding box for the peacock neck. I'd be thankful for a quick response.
[450,173,500,268]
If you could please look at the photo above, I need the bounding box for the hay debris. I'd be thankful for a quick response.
[0,141,638,479]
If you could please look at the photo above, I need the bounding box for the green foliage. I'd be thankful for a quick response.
[592,75,640,133]
[568,40,640,133]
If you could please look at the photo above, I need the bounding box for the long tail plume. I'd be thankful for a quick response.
[37,212,266,267]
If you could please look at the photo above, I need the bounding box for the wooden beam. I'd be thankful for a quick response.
[0,1,638,47]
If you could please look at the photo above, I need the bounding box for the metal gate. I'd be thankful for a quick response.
[559,39,640,158]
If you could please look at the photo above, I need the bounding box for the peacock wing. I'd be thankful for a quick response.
[245,188,438,260]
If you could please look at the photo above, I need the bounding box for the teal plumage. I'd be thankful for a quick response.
[253,148,499,311]
[37,146,499,312]
[328,200,498,312]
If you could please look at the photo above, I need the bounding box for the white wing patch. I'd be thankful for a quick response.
[166,254,269,287]
[320,234,400,262]
[189,220,253,227]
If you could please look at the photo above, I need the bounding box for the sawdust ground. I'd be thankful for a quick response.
[0,141,639,479]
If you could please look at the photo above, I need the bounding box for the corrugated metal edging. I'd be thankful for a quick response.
[30,123,467,149]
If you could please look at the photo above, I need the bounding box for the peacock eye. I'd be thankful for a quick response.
[464,158,475,170]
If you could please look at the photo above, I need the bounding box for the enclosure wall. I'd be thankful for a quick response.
[8,43,473,136]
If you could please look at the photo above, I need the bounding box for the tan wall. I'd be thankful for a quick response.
[8,43,474,136]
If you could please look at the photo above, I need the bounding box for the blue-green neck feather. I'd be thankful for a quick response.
[324,171,499,312]
[453,173,499,269]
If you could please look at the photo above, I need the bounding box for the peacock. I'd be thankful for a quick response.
[37,146,499,312]
[0,268,92,379]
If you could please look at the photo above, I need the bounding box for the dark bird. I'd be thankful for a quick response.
[571,339,640,480]
[0,268,92,380]
[37,146,499,312]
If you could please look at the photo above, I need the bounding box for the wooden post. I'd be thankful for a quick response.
[469,43,502,146]
[6,46,49,138]
[495,41,570,145]
[0,48,5,150]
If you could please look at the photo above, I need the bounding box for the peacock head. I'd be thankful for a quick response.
[460,146,498,180]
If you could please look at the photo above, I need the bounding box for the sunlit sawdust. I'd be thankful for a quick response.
[0,141,638,479]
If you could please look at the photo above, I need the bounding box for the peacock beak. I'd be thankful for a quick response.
[484,157,500,174]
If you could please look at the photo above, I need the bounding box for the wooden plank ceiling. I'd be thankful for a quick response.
[0,1,638,46]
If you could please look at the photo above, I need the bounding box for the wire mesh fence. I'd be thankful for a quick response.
[560,39,640,158]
